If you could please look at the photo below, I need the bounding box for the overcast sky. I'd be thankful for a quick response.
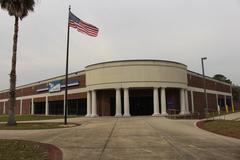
[1,0,240,90]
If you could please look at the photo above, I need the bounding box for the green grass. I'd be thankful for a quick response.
[201,120,240,139]
[0,115,77,122]
[0,139,48,160]
[0,122,79,130]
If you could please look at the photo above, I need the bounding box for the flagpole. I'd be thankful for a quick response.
[64,5,71,125]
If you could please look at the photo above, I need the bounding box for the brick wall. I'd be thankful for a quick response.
[34,97,46,103]
[188,91,192,112]
[22,99,31,114]
[207,93,218,112]
[68,93,87,100]
[193,92,205,114]
[0,74,86,100]
[0,92,8,100]
[15,100,20,115]
[188,72,231,93]
[0,102,3,114]
[49,95,64,102]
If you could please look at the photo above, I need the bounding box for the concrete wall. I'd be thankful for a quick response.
[86,60,188,90]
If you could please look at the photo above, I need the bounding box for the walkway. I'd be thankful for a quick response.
[214,112,240,121]
[0,117,239,160]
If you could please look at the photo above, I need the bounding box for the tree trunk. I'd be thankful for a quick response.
[7,16,19,126]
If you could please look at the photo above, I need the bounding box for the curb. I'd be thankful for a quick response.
[35,141,63,160]
[194,120,240,141]
[0,139,63,160]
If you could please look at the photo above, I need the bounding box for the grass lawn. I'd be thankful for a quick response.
[0,115,77,122]
[0,139,48,160]
[198,120,240,139]
[0,122,79,130]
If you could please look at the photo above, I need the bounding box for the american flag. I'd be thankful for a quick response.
[69,11,99,37]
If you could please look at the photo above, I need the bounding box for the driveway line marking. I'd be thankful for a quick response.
[98,119,118,160]
[143,119,201,160]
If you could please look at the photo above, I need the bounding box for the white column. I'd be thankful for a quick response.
[224,95,227,106]
[45,96,49,116]
[123,88,130,117]
[161,87,168,116]
[3,101,6,114]
[180,88,186,115]
[191,91,194,113]
[86,91,92,117]
[31,98,34,115]
[91,90,98,117]
[185,90,190,114]
[20,99,23,115]
[216,94,220,114]
[115,88,122,117]
[152,88,160,116]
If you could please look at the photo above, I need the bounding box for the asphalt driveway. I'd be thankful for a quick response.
[0,117,239,160]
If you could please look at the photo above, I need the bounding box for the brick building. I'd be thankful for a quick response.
[0,60,233,117]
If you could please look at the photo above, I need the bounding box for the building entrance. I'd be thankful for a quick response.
[97,90,115,116]
[129,89,153,116]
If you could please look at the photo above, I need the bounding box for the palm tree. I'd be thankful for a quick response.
[0,0,35,125]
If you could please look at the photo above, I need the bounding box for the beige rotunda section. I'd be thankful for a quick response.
[85,60,188,90]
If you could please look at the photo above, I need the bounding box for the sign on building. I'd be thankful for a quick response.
[49,80,61,93]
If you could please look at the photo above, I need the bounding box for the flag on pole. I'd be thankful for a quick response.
[69,11,99,37]
[64,6,99,125]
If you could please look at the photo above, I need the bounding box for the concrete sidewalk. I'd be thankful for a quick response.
[0,117,239,160]
[211,112,240,121]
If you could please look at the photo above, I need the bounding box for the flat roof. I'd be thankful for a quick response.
[85,59,187,68]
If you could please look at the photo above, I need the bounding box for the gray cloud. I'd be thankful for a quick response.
[1,0,240,90]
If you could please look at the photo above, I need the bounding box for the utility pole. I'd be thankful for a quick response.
[201,57,208,116]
